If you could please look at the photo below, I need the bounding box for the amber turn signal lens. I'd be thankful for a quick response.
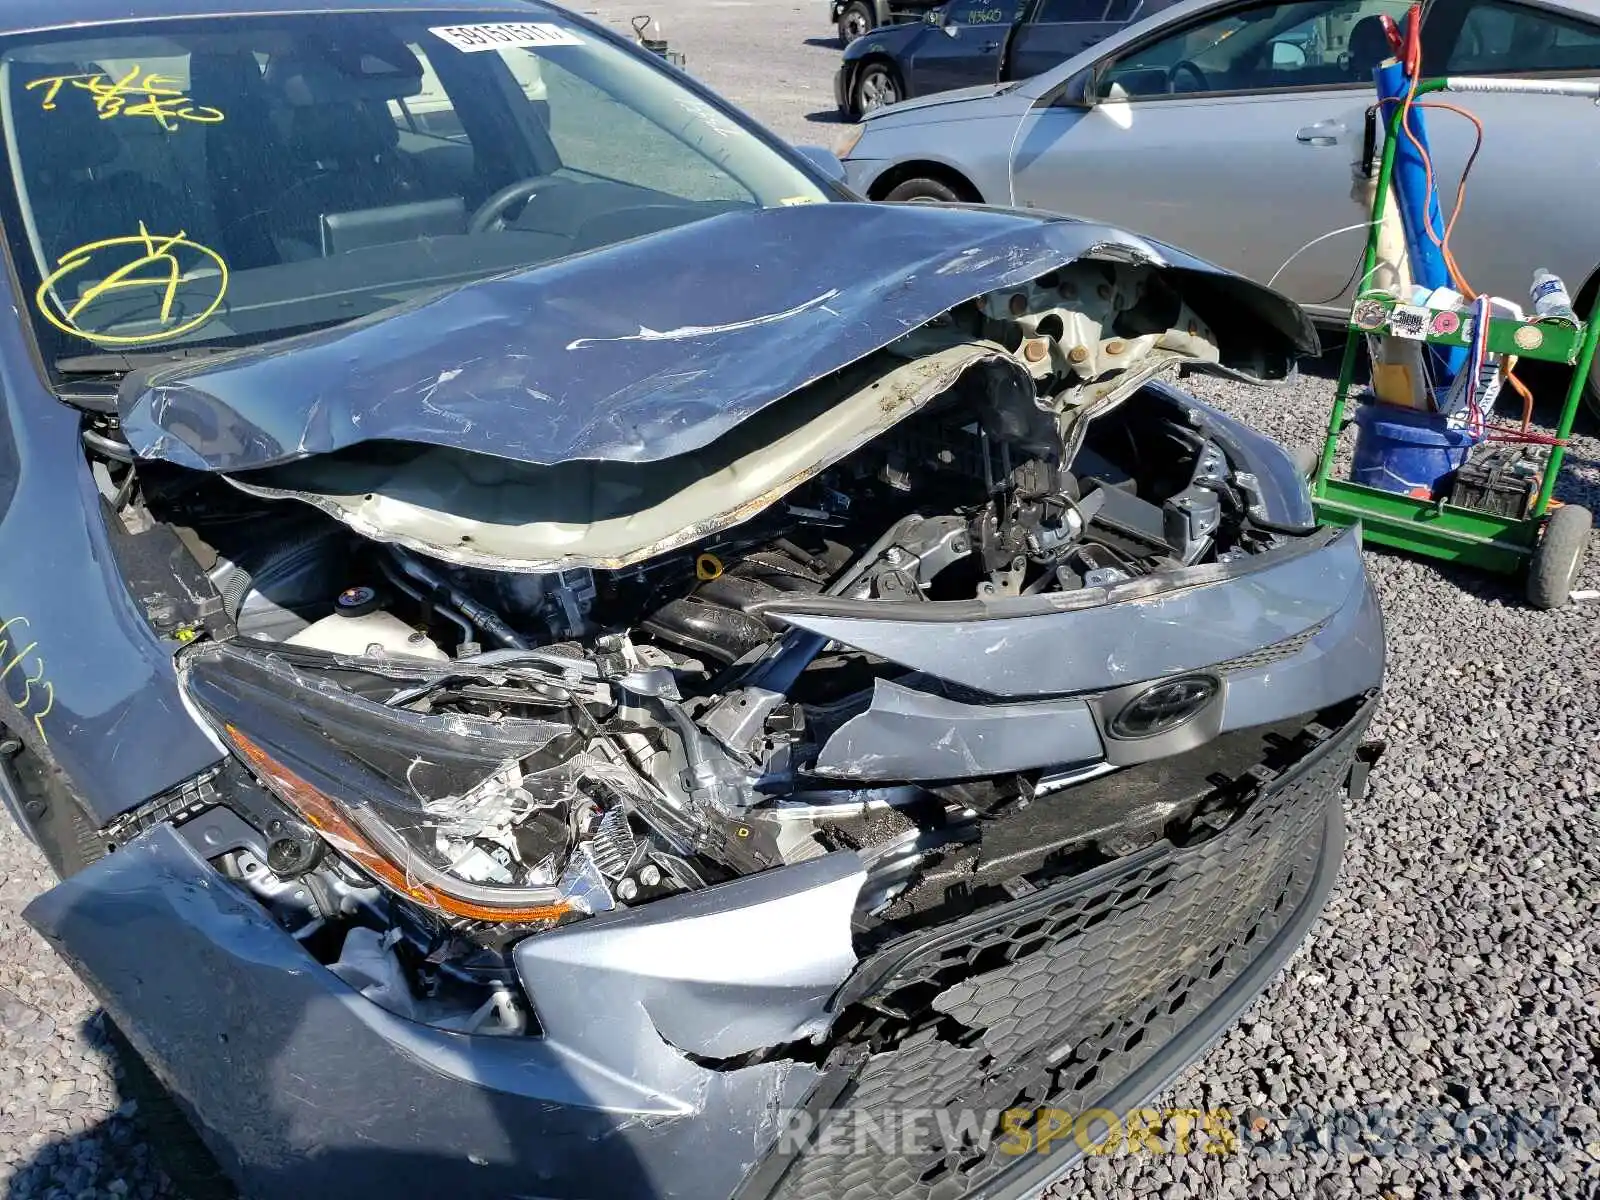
[224,724,573,925]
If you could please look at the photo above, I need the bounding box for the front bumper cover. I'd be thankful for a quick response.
[24,697,1374,1200]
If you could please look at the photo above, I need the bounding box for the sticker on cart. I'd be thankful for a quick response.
[1429,310,1461,337]
[1513,324,1545,350]
[1351,299,1388,330]
[1388,304,1429,340]
[429,23,585,52]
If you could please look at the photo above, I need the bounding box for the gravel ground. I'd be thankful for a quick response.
[2,5,1599,1198]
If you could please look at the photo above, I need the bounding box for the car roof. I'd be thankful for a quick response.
[0,0,562,39]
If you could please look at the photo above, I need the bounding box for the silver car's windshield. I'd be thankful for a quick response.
[0,11,827,360]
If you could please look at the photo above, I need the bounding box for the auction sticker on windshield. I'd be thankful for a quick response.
[429,23,584,51]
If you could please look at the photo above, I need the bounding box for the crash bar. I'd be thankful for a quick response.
[1442,76,1600,100]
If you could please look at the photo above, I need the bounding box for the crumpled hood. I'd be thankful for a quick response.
[120,202,1316,475]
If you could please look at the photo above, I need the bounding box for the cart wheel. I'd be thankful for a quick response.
[1527,503,1593,609]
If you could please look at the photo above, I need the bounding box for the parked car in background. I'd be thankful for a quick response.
[838,0,1600,413]
[832,0,944,45]
[838,0,1178,115]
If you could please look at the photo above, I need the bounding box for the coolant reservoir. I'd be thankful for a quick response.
[286,599,448,662]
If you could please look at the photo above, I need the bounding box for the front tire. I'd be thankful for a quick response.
[852,61,903,115]
[883,176,963,203]
[838,1,874,45]
[1527,503,1592,609]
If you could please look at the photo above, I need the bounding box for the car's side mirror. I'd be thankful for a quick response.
[1271,40,1307,68]
[1048,68,1096,108]
[794,144,848,184]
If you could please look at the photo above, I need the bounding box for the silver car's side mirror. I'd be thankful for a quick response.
[1047,68,1096,109]
[793,144,848,184]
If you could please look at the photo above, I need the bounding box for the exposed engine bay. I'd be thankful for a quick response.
[91,254,1324,1038]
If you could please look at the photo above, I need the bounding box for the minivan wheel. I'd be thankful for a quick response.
[838,1,874,44]
[883,176,963,204]
[853,62,902,114]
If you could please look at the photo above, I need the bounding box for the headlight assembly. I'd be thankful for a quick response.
[184,643,630,927]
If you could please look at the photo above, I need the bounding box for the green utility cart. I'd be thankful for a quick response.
[1312,75,1595,609]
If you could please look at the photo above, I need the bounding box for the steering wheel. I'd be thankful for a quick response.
[468,176,556,234]
[1167,59,1210,93]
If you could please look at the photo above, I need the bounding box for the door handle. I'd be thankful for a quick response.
[1296,121,1345,146]
[981,40,1000,50]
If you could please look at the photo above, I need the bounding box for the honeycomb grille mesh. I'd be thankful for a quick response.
[764,704,1369,1200]
[1216,618,1329,674]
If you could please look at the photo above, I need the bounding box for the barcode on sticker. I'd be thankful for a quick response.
[1389,305,1429,340]
[430,23,584,52]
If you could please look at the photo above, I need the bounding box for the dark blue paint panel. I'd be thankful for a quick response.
[0,325,222,824]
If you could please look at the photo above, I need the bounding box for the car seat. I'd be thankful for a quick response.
[258,51,453,259]
[190,50,295,270]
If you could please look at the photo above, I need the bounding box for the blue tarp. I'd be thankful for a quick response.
[1375,59,1466,382]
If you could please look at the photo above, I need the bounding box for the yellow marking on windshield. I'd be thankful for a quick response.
[0,616,55,745]
[26,65,224,130]
[36,223,229,346]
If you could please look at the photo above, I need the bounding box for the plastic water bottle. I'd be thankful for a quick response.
[1530,269,1577,323]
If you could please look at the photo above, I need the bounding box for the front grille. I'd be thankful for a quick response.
[758,698,1372,1200]
[1216,618,1329,673]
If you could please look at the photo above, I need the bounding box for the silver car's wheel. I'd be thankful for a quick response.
[854,63,901,114]
[838,1,873,44]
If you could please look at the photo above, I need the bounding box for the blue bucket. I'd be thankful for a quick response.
[1350,402,1479,496]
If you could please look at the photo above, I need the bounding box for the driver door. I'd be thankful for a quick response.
[1010,0,1414,317]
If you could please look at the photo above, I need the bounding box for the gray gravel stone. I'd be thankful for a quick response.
[2,8,1599,1198]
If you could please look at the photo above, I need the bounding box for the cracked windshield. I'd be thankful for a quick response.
[0,13,825,359]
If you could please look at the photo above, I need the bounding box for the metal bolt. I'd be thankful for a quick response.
[617,878,639,902]
[640,864,662,887]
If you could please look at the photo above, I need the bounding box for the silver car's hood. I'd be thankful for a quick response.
[864,81,1031,123]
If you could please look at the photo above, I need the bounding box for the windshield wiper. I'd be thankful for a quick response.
[55,346,231,375]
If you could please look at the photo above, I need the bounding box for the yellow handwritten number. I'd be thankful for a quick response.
[26,66,224,130]
[0,616,54,745]
[36,223,229,346]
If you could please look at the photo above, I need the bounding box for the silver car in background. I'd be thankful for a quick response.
[838,0,1600,413]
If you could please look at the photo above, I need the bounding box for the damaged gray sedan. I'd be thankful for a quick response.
[0,2,1383,1198]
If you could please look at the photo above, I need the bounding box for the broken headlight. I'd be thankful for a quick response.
[182,643,628,927]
